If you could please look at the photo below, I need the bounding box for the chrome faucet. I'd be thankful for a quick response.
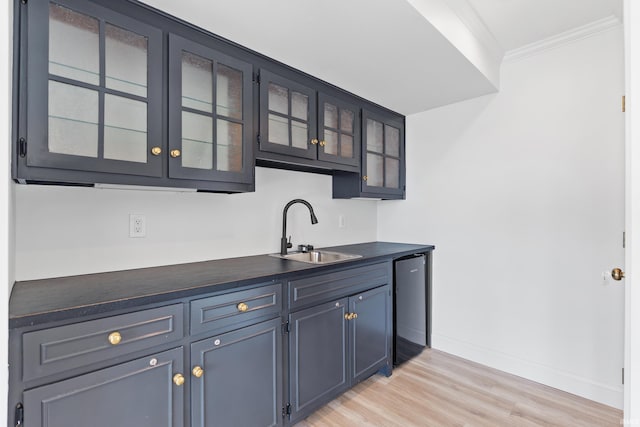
[281,199,318,255]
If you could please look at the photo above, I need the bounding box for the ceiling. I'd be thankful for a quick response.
[141,0,622,115]
[467,0,622,52]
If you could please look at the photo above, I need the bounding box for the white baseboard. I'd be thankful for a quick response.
[432,333,623,409]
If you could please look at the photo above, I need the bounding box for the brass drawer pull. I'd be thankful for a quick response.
[173,373,185,386]
[108,331,122,345]
[237,302,249,312]
[192,366,204,378]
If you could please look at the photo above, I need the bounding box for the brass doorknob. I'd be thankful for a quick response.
[170,149,181,158]
[151,146,162,156]
[192,366,204,378]
[310,138,319,145]
[173,373,185,386]
[237,302,249,312]
[108,331,122,345]
[612,268,625,281]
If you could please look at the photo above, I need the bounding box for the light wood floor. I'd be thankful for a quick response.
[293,349,622,427]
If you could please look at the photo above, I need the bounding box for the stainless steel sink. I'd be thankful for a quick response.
[270,250,362,265]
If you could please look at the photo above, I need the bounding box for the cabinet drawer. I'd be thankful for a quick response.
[23,304,184,382]
[190,283,281,336]
[288,262,391,310]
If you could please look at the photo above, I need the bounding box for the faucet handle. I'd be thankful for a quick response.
[286,236,292,249]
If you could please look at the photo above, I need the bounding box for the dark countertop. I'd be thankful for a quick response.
[9,241,434,329]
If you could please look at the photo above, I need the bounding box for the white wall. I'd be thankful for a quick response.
[14,167,377,280]
[378,27,625,408]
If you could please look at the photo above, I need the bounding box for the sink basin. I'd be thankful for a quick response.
[271,250,362,265]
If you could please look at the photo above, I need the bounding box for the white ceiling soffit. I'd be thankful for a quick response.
[140,0,500,115]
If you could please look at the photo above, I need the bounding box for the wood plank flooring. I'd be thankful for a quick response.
[293,349,622,427]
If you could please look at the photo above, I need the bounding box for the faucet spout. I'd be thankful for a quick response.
[281,199,319,255]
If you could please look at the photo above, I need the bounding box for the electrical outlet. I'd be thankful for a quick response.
[129,214,146,238]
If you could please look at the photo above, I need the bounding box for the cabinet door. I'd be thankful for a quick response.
[317,93,360,167]
[259,70,317,160]
[361,109,405,197]
[25,0,163,176]
[191,318,283,427]
[350,285,392,383]
[168,34,253,184]
[288,298,349,424]
[23,347,184,427]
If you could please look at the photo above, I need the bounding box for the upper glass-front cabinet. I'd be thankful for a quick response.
[25,0,163,176]
[317,93,360,167]
[259,70,318,161]
[361,110,405,196]
[168,34,253,184]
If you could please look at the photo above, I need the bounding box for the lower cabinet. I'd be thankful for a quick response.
[11,262,397,427]
[23,347,184,427]
[288,284,392,424]
[190,318,283,427]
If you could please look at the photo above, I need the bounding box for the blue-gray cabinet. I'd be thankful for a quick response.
[23,348,185,427]
[10,261,395,426]
[257,70,361,171]
[288,298,350,424]
[285,262,393,424]
[333,109,406,200]
[191,318,283,427]
[22,0,163,178]
[168,34,254,186]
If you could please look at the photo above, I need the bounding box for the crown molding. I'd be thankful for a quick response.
[444,0,505,62]
[504,15,622,63]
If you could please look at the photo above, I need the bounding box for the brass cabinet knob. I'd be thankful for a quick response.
[151,146,162,156]
[237,302,249,312]
[612,268,625,281]
[170,149,181,158]
[310,138,319,145]
[173,373,185,386]
[363,176,368,181]
[345,313,358,320]
[192,366,204,378]
[353,313,358,319]
[319,140,326,147]
[108,331,122,345]
[344,313,351,320]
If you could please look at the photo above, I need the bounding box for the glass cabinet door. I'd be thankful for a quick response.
[26,0,163,176]
[317,93,360,167]
[259,70,317,160]
[362,110,405,195]
[168,34,253,184]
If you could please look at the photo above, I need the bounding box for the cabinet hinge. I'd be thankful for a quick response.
[282,403,291,418]
[282,321,290,335]
[18,138,26,157]
[15,403,23,427]
[623,367,625,384]
[257,134,261,145]
[622,95,626,113]
[623,231,626,249]
[254,72,261,85]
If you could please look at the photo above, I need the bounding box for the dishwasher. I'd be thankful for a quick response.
[394,253,429,365]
